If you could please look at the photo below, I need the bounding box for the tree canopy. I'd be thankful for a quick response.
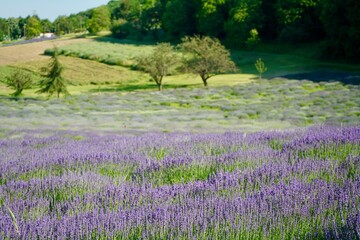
[107,0,359,60]
[0,0,358,60]
[137,43,178,91]
[180,36,237,87]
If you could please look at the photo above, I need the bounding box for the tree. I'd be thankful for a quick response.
[180,35,237,87]
[6,18,21,40]
[6,70,33,97]
[162,0,198,39]
[0,18,8,41]
[88,6,111,34]
[320,0,360,59]
[254,58,267,79]
[137,43,178,91]
[223,0,263,47]
[25,16,42,39]
[274,0,323,43]
[196,0,226,38]
[37,49,69,98]
[41,19,54,33]
[54,16,73,35]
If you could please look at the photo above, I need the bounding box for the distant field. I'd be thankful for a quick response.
[45,38,155,67]
[0,38,92,66]
[0,78,358,135]
[0,35,359,134]
[45,37,360,79]
[12,56,148,86]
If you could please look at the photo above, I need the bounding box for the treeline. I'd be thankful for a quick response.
[1,0,359,60]
[0,6,110,40]
[108,0,360,60]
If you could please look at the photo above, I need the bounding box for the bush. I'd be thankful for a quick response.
[111,19,141,40]
[5,70,33,97]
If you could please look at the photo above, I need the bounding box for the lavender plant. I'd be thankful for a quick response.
[0,125,359,239]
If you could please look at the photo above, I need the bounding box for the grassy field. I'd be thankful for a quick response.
[44,37,360,79]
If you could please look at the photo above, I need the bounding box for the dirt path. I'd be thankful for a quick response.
[0,38,92,66]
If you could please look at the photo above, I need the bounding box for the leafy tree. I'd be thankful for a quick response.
[254,58,267,79]
[180,35,237,87]
[0,18,8,41]
[162,0,198,39]
[6,18,21,40]
[69,14,87,33]
[54,16,74,35]
[6,70,33,97]
[196,0,226,38]
[88,6,111,34]
[25,16,42,39]
[320,0,360,59]
[137,43,178,91]
[37,49,69,98]
[275,0,323,43]
[41,19,54,33]
[224,0,263,47]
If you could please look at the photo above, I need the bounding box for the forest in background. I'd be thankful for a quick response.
[0,0,359,60]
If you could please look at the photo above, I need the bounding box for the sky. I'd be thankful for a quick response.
[0,0,110,21]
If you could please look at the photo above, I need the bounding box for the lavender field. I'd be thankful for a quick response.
[0,125,359,239]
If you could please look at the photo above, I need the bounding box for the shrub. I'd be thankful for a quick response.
[5,70,33,97]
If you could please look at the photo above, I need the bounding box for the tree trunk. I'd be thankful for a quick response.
[57,91,60,99]
[157,76,163,91]
[202,77,208,87]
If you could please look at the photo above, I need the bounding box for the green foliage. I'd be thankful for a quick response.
[162,0,198,39]
[320,0,360,59]
[196,0,226,37]
[54,16,74,35]
[6,17,21,40]
[41,19,54,33]
[25,16,42,39]
[111,18,139,39]
[136,43,178,91]
[37,49,69,98]
[246,28,260,49]
[5,70,33,97]
[180,35,237,86]
[224,0,263,47]
[88,6,111,34]
[254,58,267,79]
[275,0,323,43]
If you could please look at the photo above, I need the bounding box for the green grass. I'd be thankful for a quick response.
[45,38,155,68]
[45,36,360,80]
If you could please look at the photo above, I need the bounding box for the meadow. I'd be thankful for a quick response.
[0,36,360,239]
